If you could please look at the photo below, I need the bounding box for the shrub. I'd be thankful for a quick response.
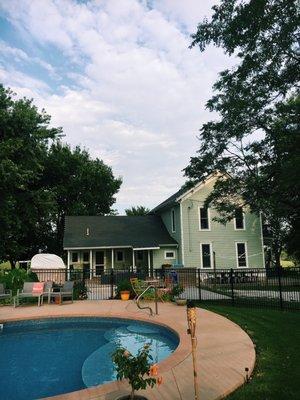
[73,280,88,300]
[170,284,184,299]
[112,344,161,400]
[0,268,38,295]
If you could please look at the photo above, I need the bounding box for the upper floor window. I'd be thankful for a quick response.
[171,209,176,232]
[199,207,210,230]
[236,242,248,268]
[234,208,245,230]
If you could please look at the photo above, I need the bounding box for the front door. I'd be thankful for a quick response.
[95,251,105,276]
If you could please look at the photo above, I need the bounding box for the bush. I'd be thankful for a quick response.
[0,268,38,295]
[73,280,88,300]
[170,284,184,299]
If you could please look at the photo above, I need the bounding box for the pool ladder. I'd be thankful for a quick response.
[136,285,158,316]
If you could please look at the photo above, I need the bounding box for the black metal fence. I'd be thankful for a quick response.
[31,266,300,310]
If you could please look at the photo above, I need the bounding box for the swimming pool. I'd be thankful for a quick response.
[0,317,179,400]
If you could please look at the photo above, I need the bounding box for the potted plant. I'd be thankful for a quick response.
[111,344,162,400]
[116,280,132,301]
[171,284,187,306]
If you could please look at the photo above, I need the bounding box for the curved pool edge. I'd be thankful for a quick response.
[0,301,255,400]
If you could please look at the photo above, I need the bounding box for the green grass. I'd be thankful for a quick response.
[199,305,300,400]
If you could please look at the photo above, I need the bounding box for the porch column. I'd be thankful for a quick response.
[67,250,70,280]
[132,249,135,272]
[148,250,151,277]
[89,250,93,279]
[111,248,114,270]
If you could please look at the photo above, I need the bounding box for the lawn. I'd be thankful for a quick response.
[199,305,300,400]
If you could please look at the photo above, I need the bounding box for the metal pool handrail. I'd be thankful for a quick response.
[136,284,158,316]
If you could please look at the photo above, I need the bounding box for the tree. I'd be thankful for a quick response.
[0,85,61,266]
[125,206,150,216]
[185,0,300,265]
[0,85,122,265]
[42,142,122,254]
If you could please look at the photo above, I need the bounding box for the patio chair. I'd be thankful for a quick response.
[50,281,74,305]
[157,275,173,302]
[14,282,44,307]
[0,283,12,304]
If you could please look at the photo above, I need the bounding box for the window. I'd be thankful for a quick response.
[137,251,143,261]
[200,243,212,269]
[71,252,78,263]
[236,242,248,268]
[199,207,210,230]
[83,252,89,262]
[234,208,245,230]
[171,209,176,232]
[116,250,124,262]
[165,251,175,259]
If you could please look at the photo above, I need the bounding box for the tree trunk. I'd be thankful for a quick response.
[9,258,16,269]
[130,388,135,400]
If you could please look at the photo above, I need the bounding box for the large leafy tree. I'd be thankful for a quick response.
[185,0,300,265]
[0,85,122,265]
[43,143,122,254]
[0,85,60,266]
[125,206,150,216]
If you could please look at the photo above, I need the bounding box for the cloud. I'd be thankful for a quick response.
[0,0,231,212]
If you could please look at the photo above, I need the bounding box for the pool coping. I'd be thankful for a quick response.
[0,301,256,400]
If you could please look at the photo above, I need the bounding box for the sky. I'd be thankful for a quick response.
[0,0,232,214]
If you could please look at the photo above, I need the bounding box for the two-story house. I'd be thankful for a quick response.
[63,174,264,276]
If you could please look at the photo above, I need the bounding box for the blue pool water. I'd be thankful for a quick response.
[0,317,178,400]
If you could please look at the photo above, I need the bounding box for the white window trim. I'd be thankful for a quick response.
[234,210,246,231]
[235,242,248,268]
[116,250,124,262]
[200,242,213,269]
[198,206,211,231]
[164,250,175,260]
[171,208,176,233]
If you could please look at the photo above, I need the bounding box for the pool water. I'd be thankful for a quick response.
[0,318,178,400]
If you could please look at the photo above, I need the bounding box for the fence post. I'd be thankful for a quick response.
[230,268,235,305]
[110,269,114,299]
[198,269,202,301]
[277,266,283,310]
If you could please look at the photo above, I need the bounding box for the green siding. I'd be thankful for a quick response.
[152,247,179,268]
[159,206,182,263]
[180,177,264,269]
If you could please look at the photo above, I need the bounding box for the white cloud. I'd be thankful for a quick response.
[0,0,231,213]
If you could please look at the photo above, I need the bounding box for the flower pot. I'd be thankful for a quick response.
[175,298,187,306]
[54,296,61,305]
[120,291,130,301]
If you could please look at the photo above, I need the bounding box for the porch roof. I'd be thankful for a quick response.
[63,215,178,249]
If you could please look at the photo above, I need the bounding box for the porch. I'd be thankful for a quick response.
[66,247,156,279]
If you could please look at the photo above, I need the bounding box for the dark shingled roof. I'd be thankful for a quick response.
[151,187,186,213]
[64,215,178,249]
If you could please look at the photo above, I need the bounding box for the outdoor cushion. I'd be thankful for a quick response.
[32,282,44,294]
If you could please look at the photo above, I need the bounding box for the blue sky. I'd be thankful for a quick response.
[0,0,230,213]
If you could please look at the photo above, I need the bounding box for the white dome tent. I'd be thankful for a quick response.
[30,253,66,284]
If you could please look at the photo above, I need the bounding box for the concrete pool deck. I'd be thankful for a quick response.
[0,300,255,400]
